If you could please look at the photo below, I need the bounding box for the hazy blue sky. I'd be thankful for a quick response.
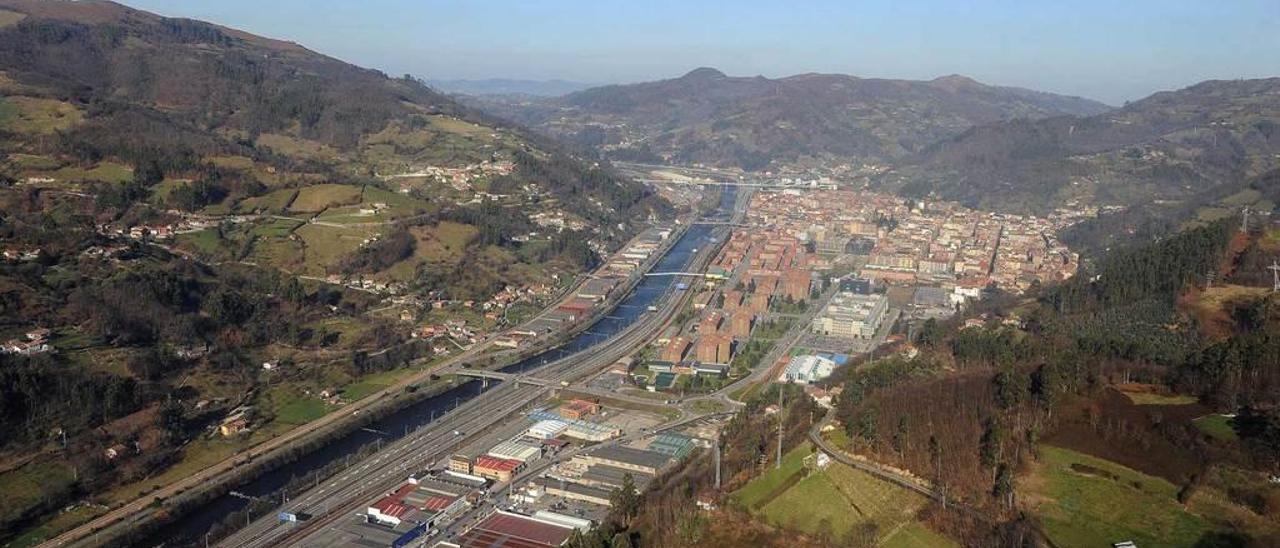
[125,0,1278,105]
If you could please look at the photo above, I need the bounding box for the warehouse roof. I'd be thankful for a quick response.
[587,446,671,471]
[488,439,541,463]
[473,456,522,472]
[457,510,575,548]
[580,464,654,488]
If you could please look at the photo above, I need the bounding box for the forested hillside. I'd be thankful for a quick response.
[475,68,1109,171]
[823,218,1280,546]
[895,78,1280,213]
[0,1,669,543]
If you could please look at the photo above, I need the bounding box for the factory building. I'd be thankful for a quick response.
[572,446,672,476]
[562,421,621,442]
[472,456,523,483]
[526,419,570,440]
[487,439,542,463]
[455,509,577,548]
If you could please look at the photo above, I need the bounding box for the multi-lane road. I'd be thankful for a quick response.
[221,248,722,547]
[41,205,698,548]
[216,192,749,547]
[219,382,549,547]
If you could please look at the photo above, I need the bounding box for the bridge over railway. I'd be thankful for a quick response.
[443,368,554,387]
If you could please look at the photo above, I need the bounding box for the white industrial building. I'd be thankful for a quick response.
[810,292,888,339]
[779,355,837,385]
[525,419,570,440]
[562,421,621,442]
[487,439,542,463]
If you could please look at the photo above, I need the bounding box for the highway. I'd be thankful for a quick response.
[235,246,724,547]
[216,191,747,547]
[218,382,550,547]
[40,212,695,548]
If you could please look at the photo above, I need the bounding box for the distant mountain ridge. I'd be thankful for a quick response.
[477,67,1111,170]
[429,78,598,97]
[896,77,1280,212]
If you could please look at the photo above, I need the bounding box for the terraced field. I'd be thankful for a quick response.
[733,442,945,545]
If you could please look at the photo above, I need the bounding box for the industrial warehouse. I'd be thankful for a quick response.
[298,396,702,547]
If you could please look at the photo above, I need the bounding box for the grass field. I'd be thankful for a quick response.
[289,184,362,213]
[1262,227,1280,248]
[237,188,298,213]
[1028,445,1213,547]
[732,442,813,509]
[380,221,478,281]
[880,521,959,548]
[688,399,727,414]
[1192,414,1238,442]
[0,460,76,526]
[5,504,99,548]
[50,162,133,183]
[269,387,336,425]
[733,441,938,544]
[207,155,256,170]
[256,133,343,162]
[340,368,425,401]
[252,218,304,238]
[314,186,434,225]
[0,96,82,134]
[760,459,929,540]
[295,223,379,275]
[175,228,227,257]
[1197,285,1270,312]
[9,153,61,170]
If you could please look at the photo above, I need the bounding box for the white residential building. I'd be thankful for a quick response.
[810,292,888,339]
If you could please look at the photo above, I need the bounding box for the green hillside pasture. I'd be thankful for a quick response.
[295,223,379,275]
[731,442,813,510]
[256,133,344,163]
[314,186,434,225]
[269,386,336,426]
[0,97,82,134]
[1029,445,1212,547]
[174,228,229,259]
[379,221,477,282]
[881,521,960,548]
[289,184,362,213]
[1192,415,1238,442]
[0,460,76,530]
[49,162,132,183]
[236,188,298,214]
[9,153,61,170]
[757,459,929,542]
[247,219,306,269]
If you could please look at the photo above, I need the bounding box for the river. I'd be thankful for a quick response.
[141,185,734,546]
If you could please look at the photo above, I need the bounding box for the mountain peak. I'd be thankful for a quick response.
[931,74,981,87]
[680,67,727,80]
